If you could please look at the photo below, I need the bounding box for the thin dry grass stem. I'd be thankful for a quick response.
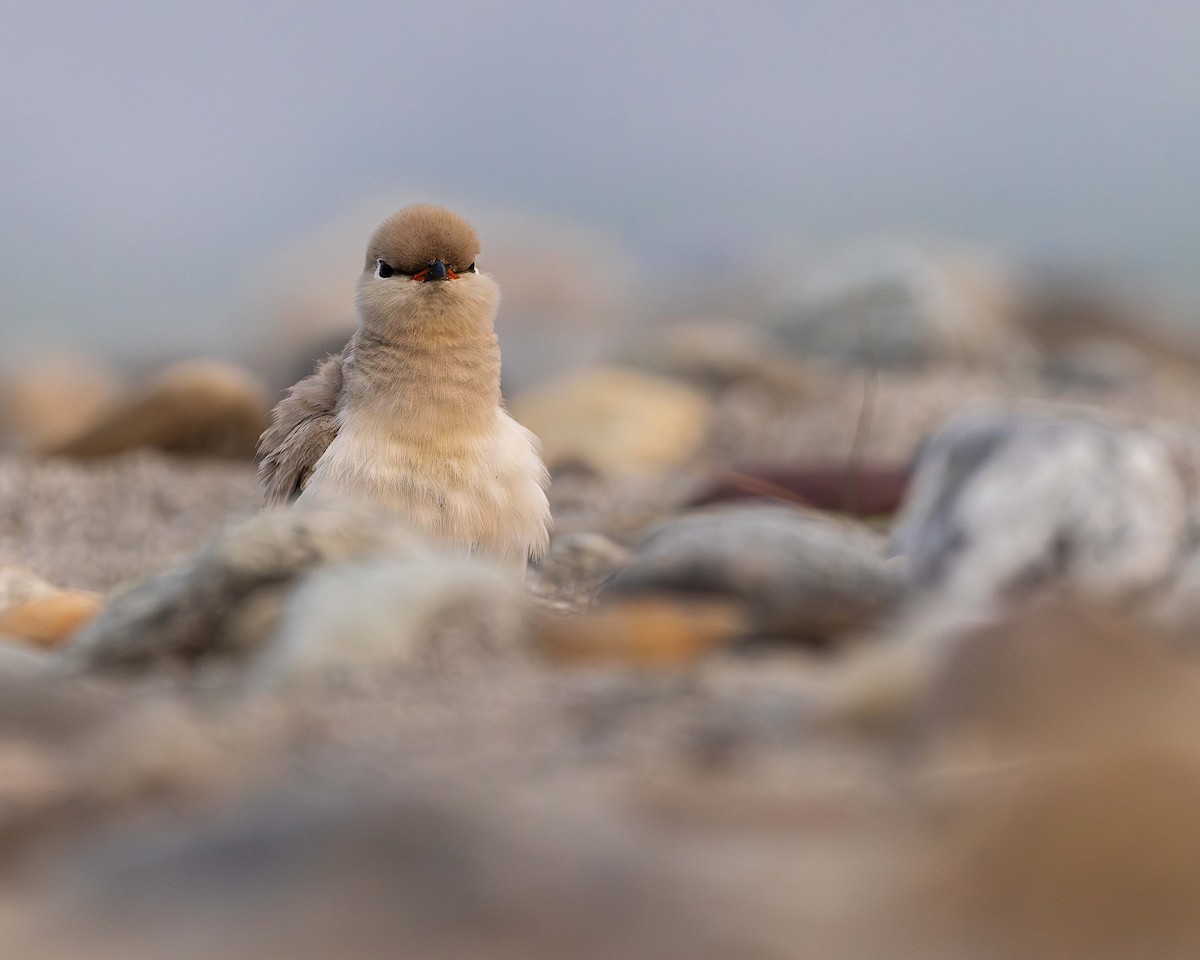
[843,294,879,514]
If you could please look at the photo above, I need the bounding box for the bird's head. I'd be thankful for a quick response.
[356,204,497,334]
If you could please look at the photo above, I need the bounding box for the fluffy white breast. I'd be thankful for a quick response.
[298,405,550,567]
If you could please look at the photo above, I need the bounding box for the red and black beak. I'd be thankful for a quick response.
[413,259,455,282]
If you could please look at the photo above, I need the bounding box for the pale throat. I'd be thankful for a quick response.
[342,299,504,440]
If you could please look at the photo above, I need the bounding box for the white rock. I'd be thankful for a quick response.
[256,556,528,688]
[891,409,1190,615]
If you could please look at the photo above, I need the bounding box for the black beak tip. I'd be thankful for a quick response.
[426,259,449,281]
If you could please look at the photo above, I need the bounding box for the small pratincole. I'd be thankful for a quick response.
[257,204,551,569]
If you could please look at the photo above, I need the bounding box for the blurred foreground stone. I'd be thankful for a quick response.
[0,564,102,649]
[899,601,1200,960]
[5,594,1200,960]
[69,505,429,673]
[537,596,746,667]
[258,555,529,689]
[8,778,759,960]
[0,591,102,650]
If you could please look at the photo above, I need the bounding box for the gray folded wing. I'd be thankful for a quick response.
[257,352,345,505]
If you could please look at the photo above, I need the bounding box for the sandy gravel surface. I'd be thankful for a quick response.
[0,358,1198,957]
[0,453,259,592]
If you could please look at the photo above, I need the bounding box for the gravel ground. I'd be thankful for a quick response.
[0,452,259,591]
[3,356,1200,957]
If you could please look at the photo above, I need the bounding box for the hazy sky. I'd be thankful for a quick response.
[3,0,1200,360]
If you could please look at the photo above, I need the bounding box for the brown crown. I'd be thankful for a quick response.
[365,204,480,274]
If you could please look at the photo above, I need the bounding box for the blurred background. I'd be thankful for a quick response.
[4,0,1200,380]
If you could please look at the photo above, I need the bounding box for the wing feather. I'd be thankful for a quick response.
[257,352,345,505]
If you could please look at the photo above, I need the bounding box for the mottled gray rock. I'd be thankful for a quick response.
[255,556,528,688]
[68,505,429,673]
[527,532,631,614]
[600,505,905,643]
[891,410,1190,612]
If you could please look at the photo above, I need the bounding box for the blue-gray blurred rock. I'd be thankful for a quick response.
[767,241,1026,368]
[601,505,905,643]
[68,505,429,673]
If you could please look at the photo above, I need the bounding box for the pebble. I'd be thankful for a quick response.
[68,504,429,672]
[255,556,528,688]
[890,408,1190,612]
[0,563,102,649]
[536,596,746,668]
[0,590,102,649]
[526,532,632,613]
[602,504,906,644]
[45,360,270,460]
[0,354,121,453]
[511,365,713,475]
[768,240,1024,367]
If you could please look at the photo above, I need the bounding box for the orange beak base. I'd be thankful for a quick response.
[414,259,457,282]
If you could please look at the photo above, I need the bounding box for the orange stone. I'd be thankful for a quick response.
[0,591,104,649]
[536,596,745,668]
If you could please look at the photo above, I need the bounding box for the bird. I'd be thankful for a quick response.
[257,204,551,569]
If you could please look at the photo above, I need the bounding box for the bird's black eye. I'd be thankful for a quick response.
[375,260,395,279]
[462,262,476,273]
